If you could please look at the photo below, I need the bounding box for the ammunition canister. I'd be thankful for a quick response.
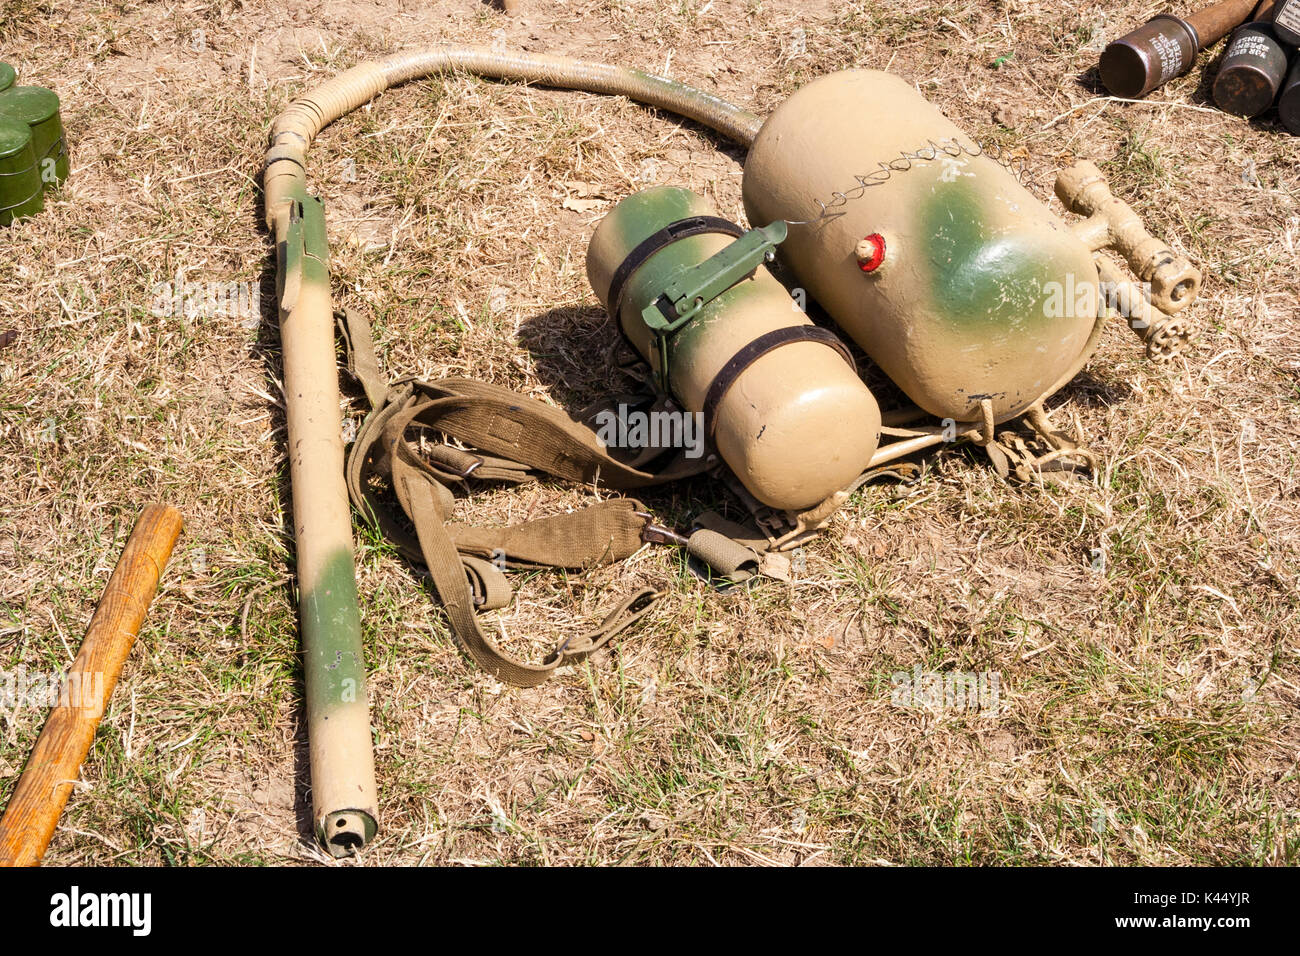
[0,85,69,187]
[0,115,43,226]
[1101,15,1202,98]
[1213,22,1292,117]
[1101,0,1260,98]
[1278,55,1300,132]
[1272,0,1300,44]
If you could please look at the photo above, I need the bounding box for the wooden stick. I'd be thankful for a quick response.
[0,503,182,866]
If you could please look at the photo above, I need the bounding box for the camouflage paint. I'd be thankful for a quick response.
[588,186,880,510]
[301,548,377,850]
[275,185,379,855]
[301,548,368,718]
[922,180,1056,333]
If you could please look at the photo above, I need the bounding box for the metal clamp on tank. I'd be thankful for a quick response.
[588,187,882,513]
[639,220,788,391]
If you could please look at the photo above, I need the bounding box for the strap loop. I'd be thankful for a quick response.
[686,529,761,582]
[604,215,745,326]
[340,307,708,686]
[545,587,663,668]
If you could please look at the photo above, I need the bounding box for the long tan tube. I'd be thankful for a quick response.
[264,47,761,858]
[0,503,182,866]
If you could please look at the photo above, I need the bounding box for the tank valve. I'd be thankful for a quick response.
[855,233,887,272]
[1055,160,1201,314]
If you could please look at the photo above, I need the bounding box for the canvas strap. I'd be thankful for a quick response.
[337,308,752,686]
[336,308,909,685]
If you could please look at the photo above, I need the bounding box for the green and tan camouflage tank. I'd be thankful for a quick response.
[743,69,1103,425]
[587,185,881,512]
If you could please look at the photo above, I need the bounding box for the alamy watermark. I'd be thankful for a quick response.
[50,886,151,936]
[1,666,105,718]
[593,404,706,459]
[150,275,261,323]
[891,665,1002,714]
[1042,274,1156,329]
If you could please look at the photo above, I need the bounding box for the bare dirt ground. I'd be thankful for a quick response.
[1,0,1297,865]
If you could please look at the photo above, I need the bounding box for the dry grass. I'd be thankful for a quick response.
[0,0,1297,865]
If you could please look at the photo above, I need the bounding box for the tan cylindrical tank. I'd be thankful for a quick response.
[742,70,1101,423]
[587,187,880,511]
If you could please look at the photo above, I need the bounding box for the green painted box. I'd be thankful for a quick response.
[0,85,68,187]
[0,114,43,225]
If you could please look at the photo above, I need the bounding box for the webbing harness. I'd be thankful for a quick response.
[336,307,912,687]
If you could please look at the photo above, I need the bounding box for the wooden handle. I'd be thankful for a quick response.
[0,503,182,866]
[1186,0,1263,47]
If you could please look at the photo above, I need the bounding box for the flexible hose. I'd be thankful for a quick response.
[264,47,763,225]
[263,48,761,858]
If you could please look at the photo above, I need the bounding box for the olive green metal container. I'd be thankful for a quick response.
[0,114,42,226]
[0,62,15,93]
[0,85,68,187]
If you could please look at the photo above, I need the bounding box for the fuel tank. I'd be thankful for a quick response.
[588,186,881,511]
[742,70,1100,423]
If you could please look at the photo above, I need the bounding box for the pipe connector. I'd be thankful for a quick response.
[1093,255,1195,362]
[1056,160,1201,314]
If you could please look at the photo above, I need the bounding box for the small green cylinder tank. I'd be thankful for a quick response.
[588,186,880,511]
[0,63,14,93]
[0,85,69,187]
[0,115,43,226]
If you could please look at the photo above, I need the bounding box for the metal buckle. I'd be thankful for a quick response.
[635,511,690,547]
